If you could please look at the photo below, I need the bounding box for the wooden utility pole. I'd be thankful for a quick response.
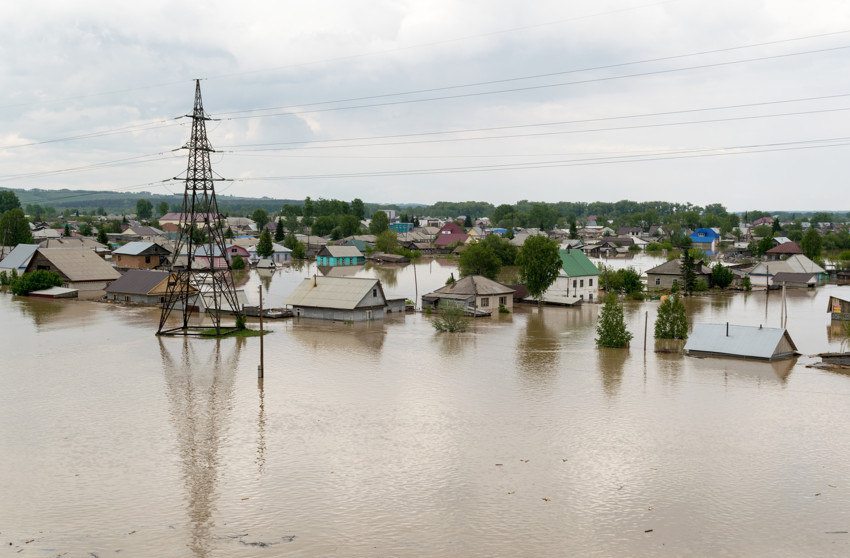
[258,285,264,378]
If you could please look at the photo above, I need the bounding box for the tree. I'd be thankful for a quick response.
[0,190,21,214]
[516,235,562,305]
[136,199,153,220]
[251,209,269,231]
[464,215,473,228]
[78,223,92,236]
[225,226,234,239]
[680,250,697,295]
[338,214,362,237]
[11,270,63,296]
[256,229,273,258]
[375,229,399,254]
[595,294,633,348]
[569,219,578,240]
[0,209,34,246]
[369,210,389,234]
[479,234,517,265]
[157,201,170,217]
[97,226,109,245]
[312,215,336,237]
[351,198,365,220]
[711,263,734,289]
[274,218,285,242]
[231,255,246,270]
[291,240,306,260]
[654,295,688,339]
[458,242,501,279]
[432,301,470,333]
[801,228,823,260]
[63,224,71,237]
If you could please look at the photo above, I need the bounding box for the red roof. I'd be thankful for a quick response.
[433,233,469,247]
[766,242,802,255]
[438,222,465,235]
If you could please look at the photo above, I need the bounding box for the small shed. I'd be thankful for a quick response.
[827,292,850,321]
[684,323,798,361]
[421,275,515,312]
[316,245,365,266]
[29,286,79,299]
[771,272,816,289]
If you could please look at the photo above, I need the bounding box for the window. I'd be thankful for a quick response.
[589,278,593,287]
[573,280,577,288]
[124,296,130,302]
[580,294,584,300]
[589,293,593,301]
[655,278,661,286]
[145,256,151,263]
[499,296,506,305]
[580,279,584,288]
[373,288,377,297]
[481,297,489,307]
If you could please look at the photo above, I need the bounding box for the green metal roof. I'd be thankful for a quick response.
[559,249,600,277]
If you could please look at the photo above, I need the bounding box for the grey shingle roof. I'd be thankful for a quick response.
[105,270,169,295]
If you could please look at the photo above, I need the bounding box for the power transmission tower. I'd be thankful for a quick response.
[158,80,242,336]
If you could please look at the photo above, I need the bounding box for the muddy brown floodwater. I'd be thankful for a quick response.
[1,255,849,557]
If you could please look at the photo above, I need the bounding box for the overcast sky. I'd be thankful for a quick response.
[1,0,849,210]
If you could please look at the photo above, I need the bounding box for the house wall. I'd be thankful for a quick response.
[114,254,161,269]
[108,292,162,304]
[647,274,680,291]
[67,280,114,291]
[316,256,364,266]
[550,274,599,301]
[293,306,385,321]
[773,335,795,359]
[475,293,513,311]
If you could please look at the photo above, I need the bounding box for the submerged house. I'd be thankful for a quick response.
[645,258,712,291]
[541,248,601,305]
[0,244,39,273]
[112,241,171,270]
[315,245,365,266]
[747,255,827,287]
[827,293,850,321]
[689,228,721,253]
[684,323,798,361]
[105,270,175,304]
[24,248,120,291]
[421,275,515,313]
[284,276,389,321]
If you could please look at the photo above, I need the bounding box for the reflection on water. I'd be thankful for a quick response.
[257,268,274,291]
[687,354,797,385]
[159,338,242,557]
[368,263,401,288]
[516,308,561,383]
[596,347,628,397]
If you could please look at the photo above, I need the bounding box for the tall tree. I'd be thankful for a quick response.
[157,201,170,217]
[136,199,153,220]
[96,226,109,245]
[274,218,285,242]
[251,208,269,231]
[516,235,562,305]
[375,230,399,254]
[654,295,688,339]
[680,250,697,295]
[256,229,274,258]
[351,198,365,220]
[0,190,21,214]
[801,228,823,260]
[0,209,33,246]
[369,211,389,234]
[458,242,501,279]
[596,294,633,348]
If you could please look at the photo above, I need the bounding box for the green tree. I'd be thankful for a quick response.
[680,250,697,295]
[338,214,362,237]
[479,234,518,265]
[157,201,170,217]
[303,196,314,220]
[375,229,399,254]
[569,219,578,239]
[256,229,273,258]
[654,295,688,339]
[97,226,109,245]
[0,190,21,214]
[0,209,34,246]
[369,210,390,234]
[711,263,734,289]
[312,215,336,237]
[595,294,633,348]
[231,255,246,270]
[274,218,285,242]
[63,223,71,237]
[78,223,93,236]
[225,226,234,239]
[464,214,473,228]
[251,209,269,231]
[753,224,773,238]
[11,270,63,296]
[458,242,501,279]
[432,301,470,333]
[351,198,365,220]
[801,228,823,260]
[291,240,306,260]
[516,235,562,305]
[136,199,153,220]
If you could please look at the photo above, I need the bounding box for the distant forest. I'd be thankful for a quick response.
[3,187,847,227]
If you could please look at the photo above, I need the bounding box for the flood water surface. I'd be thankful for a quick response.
[2,257,849,557]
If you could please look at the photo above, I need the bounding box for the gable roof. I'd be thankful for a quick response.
[433,232,469,247]
[0,244,39,270]
[559,249,601,277]
[105,270,169,295]
[318,245,364,258]
[645,258,712,276]
[284,276,384,310]
[766,241,802,255]
[771,272,815,284]
[429,275,515,297]
[33,248,121,282]
[684,324,797,360]
[113,241,171,256]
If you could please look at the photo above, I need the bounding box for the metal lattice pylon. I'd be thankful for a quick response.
[157,80,242,336]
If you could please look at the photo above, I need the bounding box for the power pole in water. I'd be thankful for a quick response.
[157,80,242,336]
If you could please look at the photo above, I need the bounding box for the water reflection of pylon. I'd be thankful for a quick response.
[158,337,243,557]
[158,80,242,336]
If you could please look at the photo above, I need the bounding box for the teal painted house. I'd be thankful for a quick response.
[316,245,365,266]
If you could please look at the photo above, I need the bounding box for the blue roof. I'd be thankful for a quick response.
[689,228,720,242]
[0,244,39,271]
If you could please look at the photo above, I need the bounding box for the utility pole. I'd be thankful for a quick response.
[158,80,243,336]
[258,285,264,378]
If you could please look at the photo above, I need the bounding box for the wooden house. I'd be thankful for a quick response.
[24,248,120,291]
[105,270,175,304]
[284,276,388,321]
[689,228,721,253]
[0,244,39,272]
[541,248,601,305]
[827,293,850,321]
[645,258,712,291]
[112,241,171,270]
[316,245,365,266]
[421,275,515,313]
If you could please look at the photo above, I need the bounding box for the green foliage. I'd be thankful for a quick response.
[752,224,773,238]
[136,199,153,220]
[97,226,109,245]
[595,295,633,348]
[680,250,697,295]
[351,198,365,220]
[274,218,285,242]
[251,208,269,231]
[742,276,752,291]
[671,280,679,294]
[0,190,21,214]
[256,229,274,258]
[369,210,390,234]
[11,270,63,296]
[78,223,92,236]
[432,301,470,333]
[291,240,306,260]
[458,241,502,279]
[801,228,823,260]
[235,314,246,330]
[225,226,234,239]
[375,229,399,254]
[516,235,562,302]
[654,295,688,339]
[711,263,734,289]
[0,209,34,246]
[231,255,246,270]
[445,273,456,285]
[63,224,71,237]
[479,234,518,265]
[157,201,169,217]
[695,278,708,292]
[498,304,510,314]
[0,270,9,286]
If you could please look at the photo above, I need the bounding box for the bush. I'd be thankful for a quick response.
[432,301,469,332]
[654,295,688,339]
[695,278,708,292]
[235,314,246,329]
[11,270,63,296]
[742,276,752,291]
[231,255,246,270]
[595,295,633,348]
[498,303,510,314]
[671,280,679,294]
[711,263,734,289]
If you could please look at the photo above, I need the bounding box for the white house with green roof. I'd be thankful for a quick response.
[540,247,601,305]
